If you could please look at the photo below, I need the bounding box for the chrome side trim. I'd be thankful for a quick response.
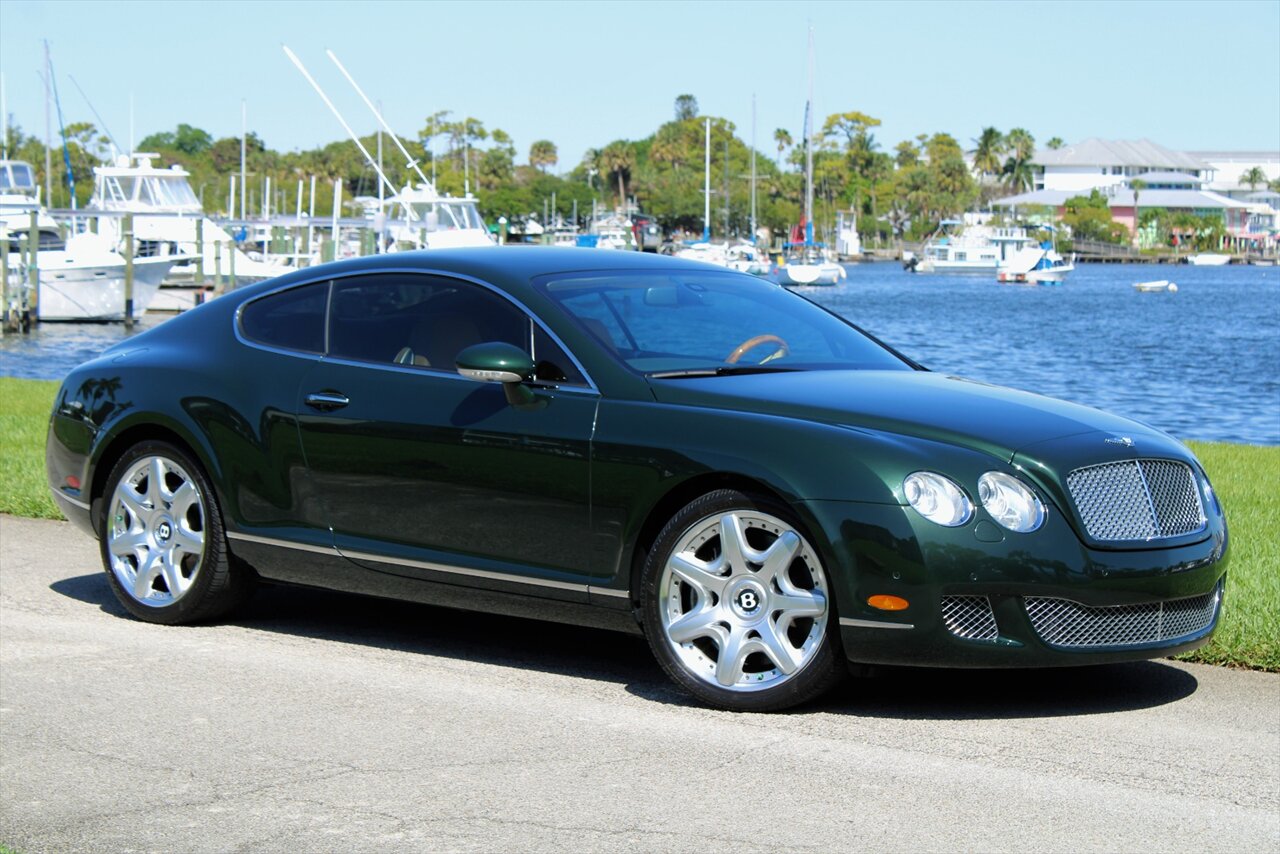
[226,531,337,556]
[839,617,915,630]
[49,486,91,511]
[338,547,590,593]
[228,531,621,597]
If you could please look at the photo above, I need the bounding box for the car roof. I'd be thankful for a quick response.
[235,247,718,302]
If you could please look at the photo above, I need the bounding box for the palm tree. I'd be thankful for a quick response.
[600,141,635,208]
[529,139,557,173]
[1006,128,1035,162]
[1130,178,1147,247]
[773,128,792,167]
[972,127,1004,178]
[1001,128,1036,193]
[1240,166,1267,191]
[1046,137,1065,150]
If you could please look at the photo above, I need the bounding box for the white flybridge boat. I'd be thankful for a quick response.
[89,153,287,311]
[1186,253,1231,266]
[285,46,495,257]
[1,159,173,321]
[385,184,492,250]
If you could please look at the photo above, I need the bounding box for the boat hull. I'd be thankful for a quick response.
[31,255,173,322]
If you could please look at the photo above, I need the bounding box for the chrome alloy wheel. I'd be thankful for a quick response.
[658,511,829,691]
[106,455,207,607]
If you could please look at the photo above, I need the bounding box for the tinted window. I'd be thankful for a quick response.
[240,282,328,353]
[328,274,524,373]
[538,271,911,375]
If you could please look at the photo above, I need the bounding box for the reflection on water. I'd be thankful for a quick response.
[2,263,1277,445]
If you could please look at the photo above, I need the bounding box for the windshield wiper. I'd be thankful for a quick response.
[648,366,799,379]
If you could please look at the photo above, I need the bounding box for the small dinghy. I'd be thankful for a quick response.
[1133,280,1178,293]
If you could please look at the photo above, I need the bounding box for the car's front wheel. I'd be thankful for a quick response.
[99,440,252,624]
[640,489,846,711]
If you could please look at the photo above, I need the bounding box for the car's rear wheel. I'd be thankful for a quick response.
[640,489,846,711]
[99,441,252,624]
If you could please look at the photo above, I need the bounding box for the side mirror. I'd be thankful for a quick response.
[456,342,538,406]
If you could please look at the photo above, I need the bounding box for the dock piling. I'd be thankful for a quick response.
[123,213,135,328]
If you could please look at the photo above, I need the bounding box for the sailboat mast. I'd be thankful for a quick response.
[750,93,757,241]
[805,26,815,246]
[703,117,711,242]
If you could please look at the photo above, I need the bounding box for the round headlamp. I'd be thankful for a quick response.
[903,472,973,527]
[978,471,1045,533]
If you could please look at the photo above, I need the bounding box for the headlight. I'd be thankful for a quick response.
[903,472,973,527]
[978,472,1045,533]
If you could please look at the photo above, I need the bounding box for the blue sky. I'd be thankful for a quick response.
[2,0,1277,168]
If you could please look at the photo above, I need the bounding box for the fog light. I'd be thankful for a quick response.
[868,594,910,611]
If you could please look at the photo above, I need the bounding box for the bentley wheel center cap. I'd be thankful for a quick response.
[156,520,173,543]
[731,580,767,620]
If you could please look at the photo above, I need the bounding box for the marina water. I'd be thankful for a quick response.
[2,261,1276,446]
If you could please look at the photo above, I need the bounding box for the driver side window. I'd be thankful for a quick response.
[326,274,587,386]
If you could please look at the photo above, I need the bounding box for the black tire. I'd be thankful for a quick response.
[639,489,846,712]
[98,440,253,624]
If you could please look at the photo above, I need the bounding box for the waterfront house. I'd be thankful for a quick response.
[989,139,1276,253]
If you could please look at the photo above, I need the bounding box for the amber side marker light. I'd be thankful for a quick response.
[867,595,910,611]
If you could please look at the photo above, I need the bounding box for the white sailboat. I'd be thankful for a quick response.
[779,29,845,288]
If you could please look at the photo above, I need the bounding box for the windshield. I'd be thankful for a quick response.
[0,163,36,192]
[407,201,484,230]
[538,270,912,375]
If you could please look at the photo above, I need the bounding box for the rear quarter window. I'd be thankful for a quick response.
[239,282,329,353]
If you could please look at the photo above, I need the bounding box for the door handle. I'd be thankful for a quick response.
[305,391,350,411]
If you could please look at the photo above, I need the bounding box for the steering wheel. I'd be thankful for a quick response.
[726,334,790,365]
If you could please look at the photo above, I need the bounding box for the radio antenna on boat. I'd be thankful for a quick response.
[282,45,406,208]
[325,50,435,193]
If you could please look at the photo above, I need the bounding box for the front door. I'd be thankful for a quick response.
[295,272,599,598]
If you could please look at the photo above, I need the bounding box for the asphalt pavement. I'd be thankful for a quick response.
[1,514,1277,853]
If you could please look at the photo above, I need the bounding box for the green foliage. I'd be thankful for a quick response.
[1062,189,1128,243]
[1046,136,1065,149]
[674,94,698,121]
[1239,166,1267,190]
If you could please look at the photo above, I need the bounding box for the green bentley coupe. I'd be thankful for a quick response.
[45,248,1228,711]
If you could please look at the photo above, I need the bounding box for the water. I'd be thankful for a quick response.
[2,263,1277,445]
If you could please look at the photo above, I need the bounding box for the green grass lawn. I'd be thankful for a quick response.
[1,376,1276,670]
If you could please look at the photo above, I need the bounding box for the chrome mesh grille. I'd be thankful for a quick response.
[1024,588,1220,649]
[940,595,998,641]
[1067,459,1205,542]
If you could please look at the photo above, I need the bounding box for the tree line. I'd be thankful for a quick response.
[6,95,1271,244]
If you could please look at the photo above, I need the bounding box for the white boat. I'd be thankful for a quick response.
[909,221,1039,274]
[15,232,174,321]
[778,244,846,286]
[1186,253,1231,266]
[89,154,288,292]
[997,246,1076,285]
[674,241,772,277]
[779,32,844,288]
[2,160,173,321]
[384,183,494,250]
[1133,279,1178,293]
[725,242,772,276]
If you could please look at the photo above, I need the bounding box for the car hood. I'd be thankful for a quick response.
[648,370,1157,461]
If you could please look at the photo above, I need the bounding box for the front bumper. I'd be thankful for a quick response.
[800,499,1228,668]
